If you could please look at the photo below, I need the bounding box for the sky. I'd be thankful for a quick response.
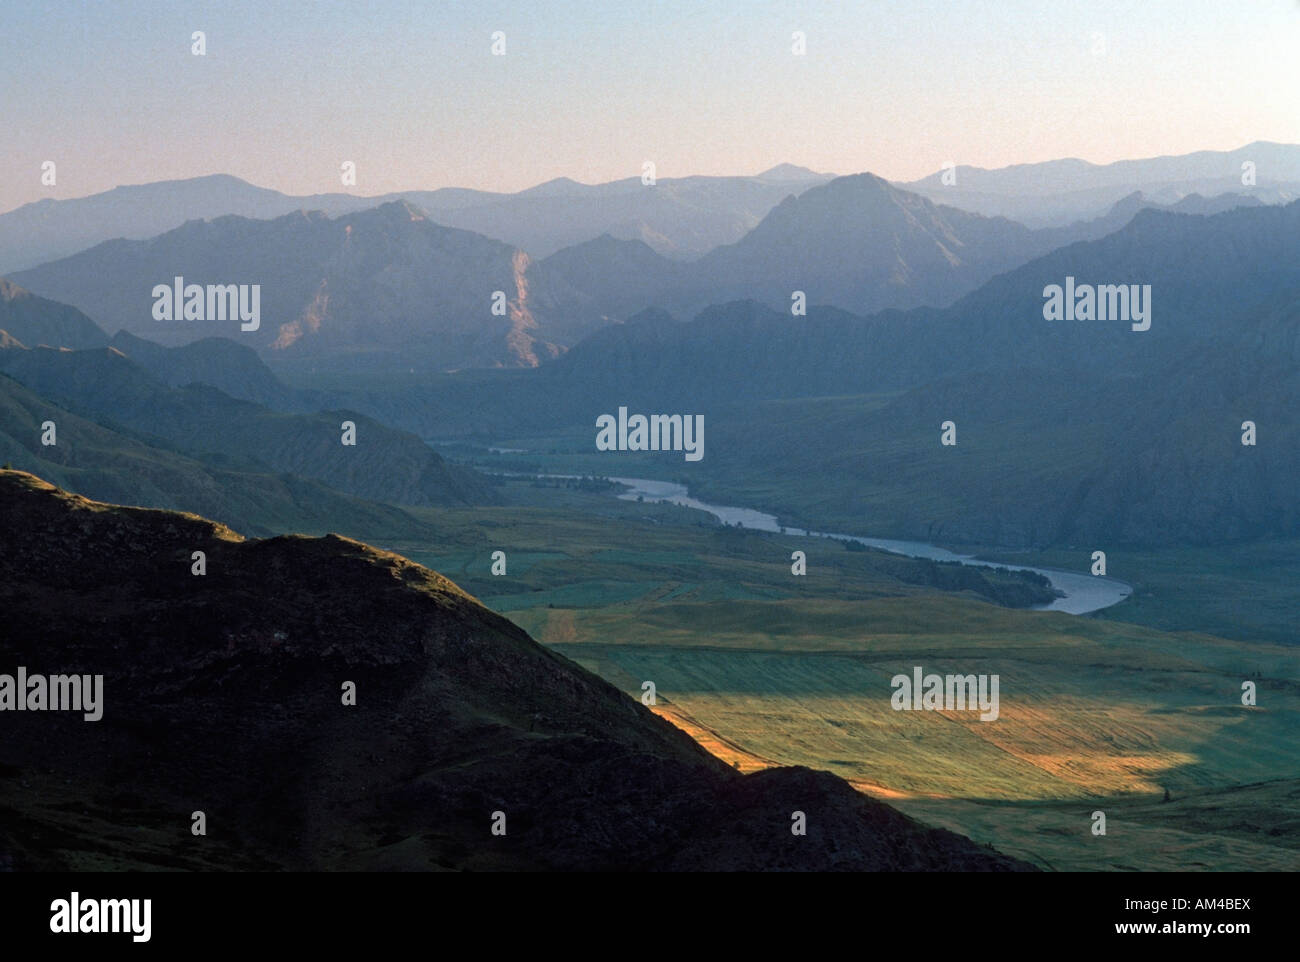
[2,0,1298,212]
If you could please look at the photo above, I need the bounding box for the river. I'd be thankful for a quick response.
[607,476,1132,615]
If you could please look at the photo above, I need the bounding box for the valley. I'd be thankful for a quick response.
[368,474,1300,871]
[3,140,1297,877]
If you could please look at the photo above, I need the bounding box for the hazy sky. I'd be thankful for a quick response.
[3,0,1298,212]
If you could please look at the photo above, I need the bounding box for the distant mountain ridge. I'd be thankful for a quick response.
[0,166,835,274]
[902,140,1300,226]
[13,173,1252,371]
[684,172,1053,315]
[10,201,590,369]
[7,144,1288,277]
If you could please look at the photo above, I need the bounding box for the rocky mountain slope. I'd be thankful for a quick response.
[0,279,108,350]
[0,343,493,507]
[0,470,1032,872]
[0,373,441,540]
[10,201,587,370]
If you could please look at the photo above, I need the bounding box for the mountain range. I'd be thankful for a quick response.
[3,145,1296,875]
[902,140,1300,226]
[317,199,1300,549]
[4,165,1297,550]
[9,171,1268,371]
[8,144,1295,278]
[0,166,834,275]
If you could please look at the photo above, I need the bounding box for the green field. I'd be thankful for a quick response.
[377,476,1300,870]
[522,602,1299,802]
[896,780,1300,872]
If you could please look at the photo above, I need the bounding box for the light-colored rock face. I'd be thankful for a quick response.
[7,200,601,371]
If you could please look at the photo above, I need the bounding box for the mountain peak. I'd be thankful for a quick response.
[1106,190,1149,215]
[822,171,897,193]
[370,198,429,221]
[547,232,658,257]
[519,176,589,197]
[118,172,258,191]
[754,163,826,182]
[624,306,678,327]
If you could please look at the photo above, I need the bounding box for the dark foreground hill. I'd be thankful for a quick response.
[0,471,1031,872]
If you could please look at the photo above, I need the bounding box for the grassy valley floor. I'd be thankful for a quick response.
[384,477,1300,871]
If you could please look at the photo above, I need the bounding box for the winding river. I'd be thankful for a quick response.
[607,476,1133,615]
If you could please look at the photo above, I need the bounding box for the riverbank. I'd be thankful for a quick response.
[608,476,1133,615]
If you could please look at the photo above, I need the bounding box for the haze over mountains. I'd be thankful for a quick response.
[902,140,1300,226]
[5,143,1294,281]
[4,148,1298,552]
[10,190,1296,549]
[325,200,1300,415]
[669,173,1210,317]
[313,199,1300,549]
[0,165,834,276]
[0,278,109,351]
[9,154,1278,372]
[13,200,591,370]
